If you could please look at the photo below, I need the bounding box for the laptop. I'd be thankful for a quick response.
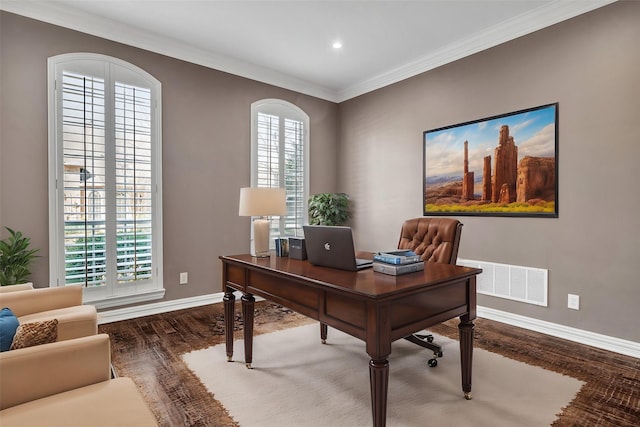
[303,225,373,271]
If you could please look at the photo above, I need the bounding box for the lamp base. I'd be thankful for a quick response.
[252,218,271,257]
[253,253,271,258]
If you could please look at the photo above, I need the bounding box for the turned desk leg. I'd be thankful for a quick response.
[369,358,389,427]
[242,293,255,369]
[459,317,475,400]
[320,323,328,344]
[223,289,235,362]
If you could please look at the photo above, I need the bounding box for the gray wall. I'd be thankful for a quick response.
[0,12,339,301]
[338,1,640,342]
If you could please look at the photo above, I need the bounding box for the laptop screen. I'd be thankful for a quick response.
[303,225,372,271]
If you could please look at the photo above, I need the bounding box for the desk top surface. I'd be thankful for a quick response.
[221,253,481,298]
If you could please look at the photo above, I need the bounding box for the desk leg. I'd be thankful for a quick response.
[242,293,255,369]
[320,323,328,344]
[369,358,389,427]
[223,289,235,362]
[459,317,475,400]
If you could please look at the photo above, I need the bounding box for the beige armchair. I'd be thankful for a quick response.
[0,283,35,293]
[0,285,97,342]
[0,334,158,426]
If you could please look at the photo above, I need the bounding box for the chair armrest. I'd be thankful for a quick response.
[0,334,111,410]
[0,286,84,317]
[0,283,34,293]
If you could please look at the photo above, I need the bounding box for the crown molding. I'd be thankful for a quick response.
[0,0,338,101]
[336,0,618,102]
[1,0,618,103]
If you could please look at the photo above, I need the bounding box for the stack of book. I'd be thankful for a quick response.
[372,250,424,276]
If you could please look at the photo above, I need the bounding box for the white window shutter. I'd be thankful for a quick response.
[253,101,309,241]
[49,53,163,307]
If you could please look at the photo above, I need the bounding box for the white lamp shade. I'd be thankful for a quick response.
[238,187,287,216]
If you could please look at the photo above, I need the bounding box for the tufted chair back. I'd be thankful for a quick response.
[397,218,462,265]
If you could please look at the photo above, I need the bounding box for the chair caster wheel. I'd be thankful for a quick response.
[427,358,438,367]
[437,351,443,357]
[427,336,434,343]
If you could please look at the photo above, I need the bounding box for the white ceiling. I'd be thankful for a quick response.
[1,0,616,102]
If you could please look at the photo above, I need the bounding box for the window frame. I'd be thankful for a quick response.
[47,53,164,308]
[250,99,310,244]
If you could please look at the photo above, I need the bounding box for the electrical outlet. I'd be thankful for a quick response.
[567,294,580,310]
[179,272,188,285]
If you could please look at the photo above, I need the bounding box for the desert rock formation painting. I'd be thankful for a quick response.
[425,107,557,215]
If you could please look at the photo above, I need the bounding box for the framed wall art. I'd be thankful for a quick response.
[423,103,558,217]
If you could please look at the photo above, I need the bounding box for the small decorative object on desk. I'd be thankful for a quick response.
[373,261,425,275]
[288,237,307,260]
[373,250,421,265]
[275,238,289,257]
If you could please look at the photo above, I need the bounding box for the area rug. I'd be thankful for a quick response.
[183,323,584,427]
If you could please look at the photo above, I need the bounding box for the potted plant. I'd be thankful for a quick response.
[0,227,39,286]
[308,193,351,226]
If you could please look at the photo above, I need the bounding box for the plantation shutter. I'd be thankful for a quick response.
[282,118,305,236]
[114,82,153,283]
[256,111,305,238]
[60,68,154,287]
[50,53,163,307]
[61,71,108,286]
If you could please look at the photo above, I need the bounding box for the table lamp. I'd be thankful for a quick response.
[239,187,287,257]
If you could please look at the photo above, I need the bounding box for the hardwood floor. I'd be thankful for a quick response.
[99,301,313,426]
[99,301,639,427]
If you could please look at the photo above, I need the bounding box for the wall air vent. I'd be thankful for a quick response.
[458,259,548,307]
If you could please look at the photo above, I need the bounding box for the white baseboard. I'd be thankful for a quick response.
[98,293,639,359]
[97,293,226,324]
[477,306,640,359]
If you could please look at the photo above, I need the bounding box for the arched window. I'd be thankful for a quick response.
[251,99,309,241]
[48,53,163,308]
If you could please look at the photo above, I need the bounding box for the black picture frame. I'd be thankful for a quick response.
[423,103,558,218]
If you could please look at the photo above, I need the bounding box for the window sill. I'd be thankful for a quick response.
[85,288,166,309]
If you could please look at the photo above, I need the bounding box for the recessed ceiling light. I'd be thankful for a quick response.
[332,41,343,49]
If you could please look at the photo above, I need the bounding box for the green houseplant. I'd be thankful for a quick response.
[308,193,351,226]
[0,227,39,286]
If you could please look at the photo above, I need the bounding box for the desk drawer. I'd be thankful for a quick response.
[247,270,320,313]
[391,281,467,331]
[324,292,366,330]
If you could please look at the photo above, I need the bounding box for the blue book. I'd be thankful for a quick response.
[373,250,421,265]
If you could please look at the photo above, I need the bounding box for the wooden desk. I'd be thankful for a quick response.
[220,254,481,427]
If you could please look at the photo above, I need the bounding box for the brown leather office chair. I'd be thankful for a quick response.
[397,217,463,367]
